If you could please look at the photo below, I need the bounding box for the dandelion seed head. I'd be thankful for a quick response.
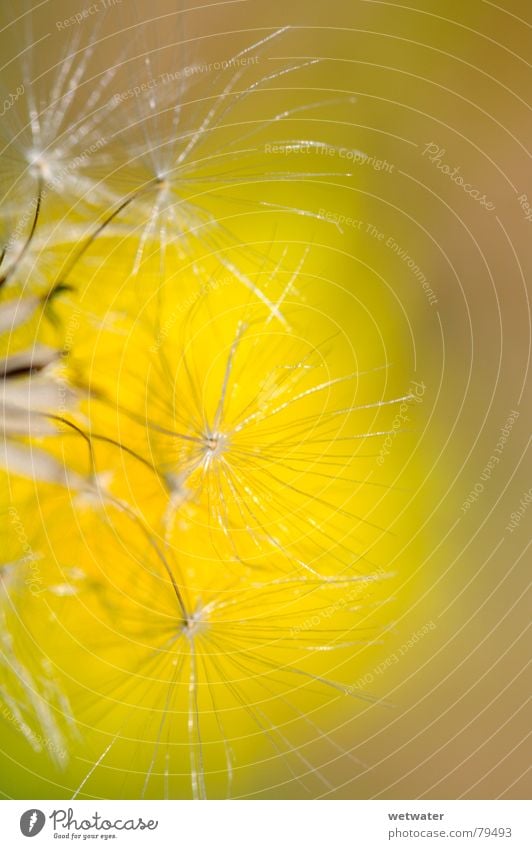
[182,606,209,640]
[27,149,55,183]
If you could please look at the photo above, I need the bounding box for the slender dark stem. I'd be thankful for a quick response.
[46,412,188,619]
[0,176,43,288]
[56,177,162,284]
[47,413,96,478]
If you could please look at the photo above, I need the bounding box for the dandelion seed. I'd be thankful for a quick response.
[134,293,408,577]
[0,11,119,217]
[47,24,356,319]
[38,506,390,799]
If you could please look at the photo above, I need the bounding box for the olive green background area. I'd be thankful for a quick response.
[0,0,530,799]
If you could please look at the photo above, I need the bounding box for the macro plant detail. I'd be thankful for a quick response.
[0,7,413,800]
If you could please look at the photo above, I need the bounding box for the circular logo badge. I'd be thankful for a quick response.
[20,810,46,837]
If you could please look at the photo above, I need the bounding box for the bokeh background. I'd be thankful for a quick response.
[0,0,530,799]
